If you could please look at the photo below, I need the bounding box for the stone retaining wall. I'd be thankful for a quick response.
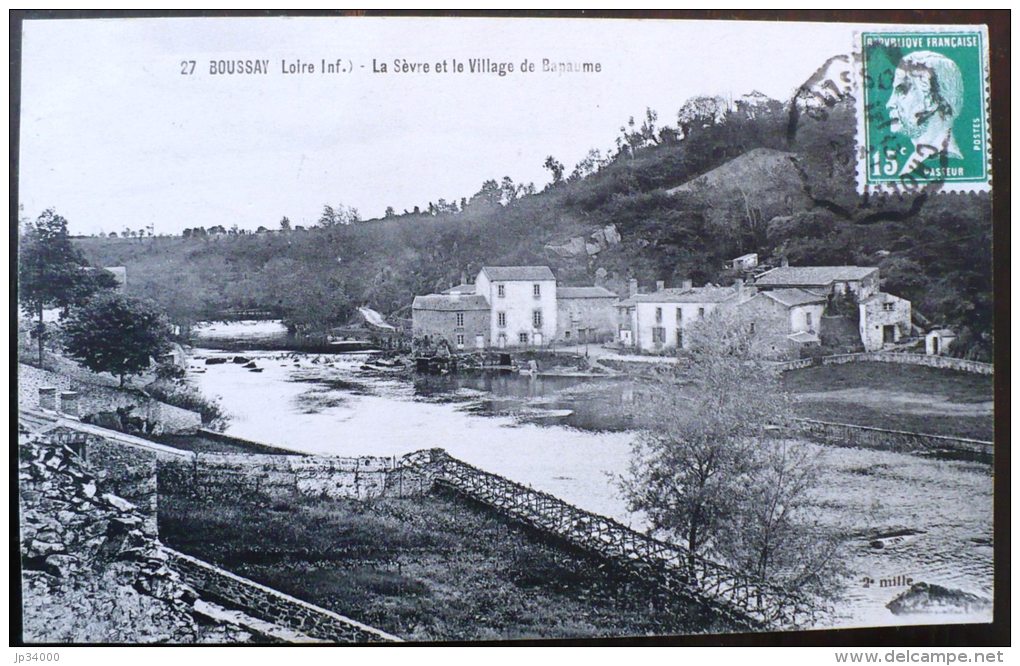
[159,452,434,501]
[163,548,400,643]
[19,364,202,434]
[792,418,992,459]
[774,352,993,375]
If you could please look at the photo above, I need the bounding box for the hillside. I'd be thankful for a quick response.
[71,59,993,358]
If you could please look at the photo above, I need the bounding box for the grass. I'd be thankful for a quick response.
[782,363,994,440]
[158,488,732,642]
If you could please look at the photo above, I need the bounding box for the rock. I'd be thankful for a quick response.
[102,493,136,512]
[82,481,97,498]
[603,224,621,244]
[243,361,257,369]
[43,554,79,578]
[205,357,227,365]
[585,241,601,256]
[232,356,251,365]
[27,539,65,557]
[887,582,992,616]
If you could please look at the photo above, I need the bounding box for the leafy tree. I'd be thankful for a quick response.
[384,206,396,218]
[280,216,292,231]
[62,292,173,387]
[19,209,108,365]
[543,156,565,186]
[619,310,844,596]
[318,203,360,227]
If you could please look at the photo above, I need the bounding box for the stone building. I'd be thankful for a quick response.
[926,328,957,356]
[556,286,619,344]
[411,293,490,350]
[616,281,741,352]
[734,288,827,358]
[859,292,912,351]
[475,266,558,348]
[754,265,879,300]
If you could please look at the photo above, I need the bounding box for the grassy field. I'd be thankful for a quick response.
[782,363,994,441]
[159,488,733,642]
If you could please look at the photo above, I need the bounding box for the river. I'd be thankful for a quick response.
[187,346,994,631]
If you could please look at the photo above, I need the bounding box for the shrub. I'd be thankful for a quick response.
[146,381,228,431]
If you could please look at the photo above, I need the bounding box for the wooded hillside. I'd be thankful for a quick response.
[72,64,993,359]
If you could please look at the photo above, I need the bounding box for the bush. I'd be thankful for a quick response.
[146,381,228,431]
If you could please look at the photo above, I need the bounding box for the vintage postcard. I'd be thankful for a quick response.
[14,13,999,647]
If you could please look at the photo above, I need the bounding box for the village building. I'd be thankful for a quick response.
[858,292,912,351]
[616,280,741,352]
[475,266,558,348]
[733,288,827,358]
[754,265,880,300]
[926,328,957,356]
[727,253,759,271]
[411,293,490,350]
[556,286,619,344]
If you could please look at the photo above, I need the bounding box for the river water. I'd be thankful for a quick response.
[187,347,993,630]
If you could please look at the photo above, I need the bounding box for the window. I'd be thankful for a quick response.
[698,307,705,318]
[652,327,666,344]
[456,334,465,347]
[749,322,756,334]
[565,331,571,340]
[497,312,506,327]
[883,302,894,312]
[676,329,683,348]
[497,284,505,298]
[676,307,683,323]
[456,312,464,327]
[519,332,529,344]
[655,307,663,323]
[806,312,813,329]
[533,283,541,298]
[533,310,543,328]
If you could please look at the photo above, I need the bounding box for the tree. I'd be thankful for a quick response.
[280,216,292,231]
[619,309,844,597]
[62,292,173,387]
[317,203,360,227]
[19,209,107,365]
[543,156,565,186]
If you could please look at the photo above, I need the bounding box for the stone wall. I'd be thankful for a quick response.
[159,452,433,501]
[18,438,202,643]
[164,548,400,643]
[773,352,994,375]
[19,364,202,434]
[556,296,618,343]
[792,418,992,459]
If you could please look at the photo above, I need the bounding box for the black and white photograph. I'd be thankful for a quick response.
[12,11,1006,650]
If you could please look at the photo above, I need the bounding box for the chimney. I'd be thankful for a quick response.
[460,270,467,285]
[655,280,665,292]
[39,387,57,411]
[628,278,638,297]
[781,256,789,268]
[682,279,693,291]
[59,391,79,419]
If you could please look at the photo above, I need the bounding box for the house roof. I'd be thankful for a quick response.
[861,291,908,304]
[755,266,877,287]
[557,286,619,299]
[732,253,757,261]
[761,288,827,308]
[928,328,956,337]
[623,286,738,305]
[787,331,821,344]
[412,294,490,312]
[442,284,476,295]
[480,266,555,281]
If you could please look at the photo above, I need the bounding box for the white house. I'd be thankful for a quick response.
[926,328,957,356]
[859,292,912,351]
[617,281,741,352]
[474,266,558,348]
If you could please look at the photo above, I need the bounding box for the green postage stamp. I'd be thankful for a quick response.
[856,27,990,194]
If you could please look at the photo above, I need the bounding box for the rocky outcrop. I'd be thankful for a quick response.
[545,224,622,259]
[886,582,993,616]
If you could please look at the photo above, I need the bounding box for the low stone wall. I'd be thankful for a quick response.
[774,352,993,375]
[159,452,434,501]
[792,418,992,460]
[19,364,202,434]
[163,548,400,643]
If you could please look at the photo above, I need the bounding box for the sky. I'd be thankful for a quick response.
[17,16,860,235]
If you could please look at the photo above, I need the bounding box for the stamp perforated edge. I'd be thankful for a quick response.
[852,25,992,196]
